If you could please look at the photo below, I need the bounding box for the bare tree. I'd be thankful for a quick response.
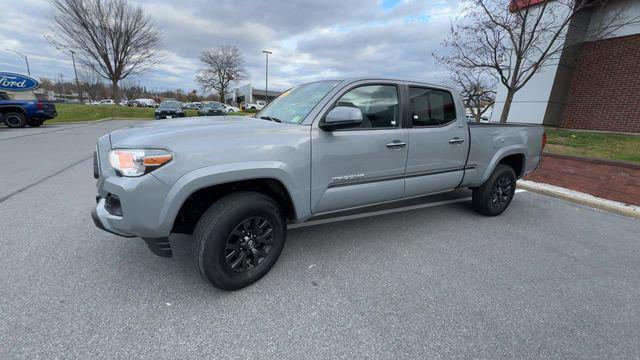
[450,69,496,122]
[196,46,245,103]
[78,67,103,102]
[47,0,162,103]
[438,0,632,123]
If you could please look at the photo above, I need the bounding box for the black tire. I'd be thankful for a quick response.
[472,164,517,216]
[193,192,286,291]
[4,112,27,128]
[28,119,43,127]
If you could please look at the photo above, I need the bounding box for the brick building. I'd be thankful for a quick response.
[491,0,640,133]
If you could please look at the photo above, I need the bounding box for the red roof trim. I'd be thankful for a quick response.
[509,0,547,11]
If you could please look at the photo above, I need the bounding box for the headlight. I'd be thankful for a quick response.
[109,149,173,177]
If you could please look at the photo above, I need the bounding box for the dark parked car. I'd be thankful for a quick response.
[155,101,185,119]
[198,103,226,116]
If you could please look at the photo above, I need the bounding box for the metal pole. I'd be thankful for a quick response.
[70,51,82,102]
[5,49,30,75]
[262,50,272,103]
[25,57,31,76]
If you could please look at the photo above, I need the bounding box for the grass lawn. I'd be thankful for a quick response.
[49,104,250,123]
[545,128,640,164]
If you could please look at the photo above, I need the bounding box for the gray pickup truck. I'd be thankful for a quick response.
[92,77,545,290]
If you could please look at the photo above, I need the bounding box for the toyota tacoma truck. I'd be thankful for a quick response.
[0,91,57,128]
[92,77,545,291]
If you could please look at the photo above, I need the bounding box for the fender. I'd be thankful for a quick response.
[478,145,528,185]
[156,161,310,233]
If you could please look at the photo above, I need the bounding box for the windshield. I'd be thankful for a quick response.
[256,80,341,124]
[159,102,180,110]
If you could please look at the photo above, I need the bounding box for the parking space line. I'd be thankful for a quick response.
[289,189,527,229]
[0,121,103,142]
[0,155,92,204]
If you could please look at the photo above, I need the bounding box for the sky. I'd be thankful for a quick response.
[0,0,464,93]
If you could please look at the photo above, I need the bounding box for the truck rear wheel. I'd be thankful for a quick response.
[472,164,516,216]
[193,192,286,291]
[3,112,27,128]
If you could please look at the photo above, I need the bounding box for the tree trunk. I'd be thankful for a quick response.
[499,89,515,124]
[111,79,120,105]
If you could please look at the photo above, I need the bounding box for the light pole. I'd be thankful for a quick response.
[5,49,30,75]
[70,51,82,102]
[261,50,272,103]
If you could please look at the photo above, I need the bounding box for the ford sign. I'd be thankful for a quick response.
[0,72,39,92]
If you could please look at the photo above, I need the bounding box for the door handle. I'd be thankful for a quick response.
[449,137,465,144]
[386,141,407,149]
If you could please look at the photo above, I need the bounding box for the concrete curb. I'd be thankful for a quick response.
[518,180,640,220]
[48,118,112,125]
[48,117,151,125]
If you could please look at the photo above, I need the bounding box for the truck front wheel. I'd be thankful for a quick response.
[3,112,27,128]
[472,164,516,216]
[193,192,286,291]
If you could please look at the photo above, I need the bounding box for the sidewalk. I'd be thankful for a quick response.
[518,179,640,220]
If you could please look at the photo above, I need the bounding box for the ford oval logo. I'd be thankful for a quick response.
[0,72,39,92]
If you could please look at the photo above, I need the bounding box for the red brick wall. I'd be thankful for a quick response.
[561,34,640,133]
[525,153,640,205]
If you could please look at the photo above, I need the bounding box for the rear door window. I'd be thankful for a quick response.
[409,87,456,127]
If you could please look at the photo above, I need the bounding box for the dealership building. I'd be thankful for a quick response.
[225,83,283,106]
[491,0,640,133]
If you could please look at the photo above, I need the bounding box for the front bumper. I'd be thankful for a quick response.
[92,197,173,257]
[155,112,184,119]
[91,200,135,238]
[93,169,173,239]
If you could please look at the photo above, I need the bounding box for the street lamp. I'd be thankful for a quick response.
[70,51,82,102]
[261,50,272,104]
[5,49,30,76]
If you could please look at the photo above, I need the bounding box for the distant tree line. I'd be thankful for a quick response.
[38,71,217,103]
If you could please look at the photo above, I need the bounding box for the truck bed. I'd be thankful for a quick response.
[462,122,545,188]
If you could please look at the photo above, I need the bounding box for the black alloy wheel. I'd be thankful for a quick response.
[491,175,513,208]
[193,192,286,291]
[472,164,517,216]
[224,217,274,273]
[4,112,27,128]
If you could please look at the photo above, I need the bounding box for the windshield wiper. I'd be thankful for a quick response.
[259,116,282,123]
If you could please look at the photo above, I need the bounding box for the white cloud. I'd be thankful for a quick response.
[1,0,463,92]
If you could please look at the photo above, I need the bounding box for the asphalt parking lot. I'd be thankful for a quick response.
[1,120,639,359]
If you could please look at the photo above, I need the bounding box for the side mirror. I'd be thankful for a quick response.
[319,106,363,131]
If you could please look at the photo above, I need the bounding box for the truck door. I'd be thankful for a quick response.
[403,85,469,197]
[310,82,408,214]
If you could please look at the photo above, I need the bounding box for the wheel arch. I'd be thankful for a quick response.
[161,164,305,235]
[0,105,27,116]
[171,177,297,235]
[478,146,528,185]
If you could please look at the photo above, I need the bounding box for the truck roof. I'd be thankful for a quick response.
[335,77,456,92]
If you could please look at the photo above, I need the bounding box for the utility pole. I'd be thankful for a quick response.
[261,50,272,104]
[70,51,82,102]
[58,73,65,97]
[5,49,30,75]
